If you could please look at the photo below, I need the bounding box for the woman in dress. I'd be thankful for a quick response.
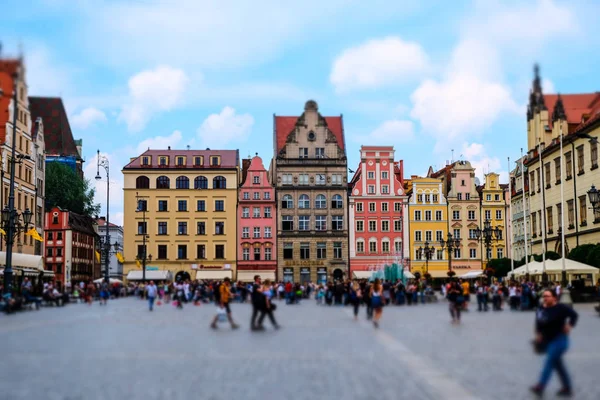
[369,278,384,328]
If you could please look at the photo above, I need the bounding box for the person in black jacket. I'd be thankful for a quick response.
[250,275,266,331]
[530,289,578,397]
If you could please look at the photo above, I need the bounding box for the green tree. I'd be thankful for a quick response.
[487,258,513,277]
[585,245,600,268]
[45,162,100,217]
[568,243,596,264]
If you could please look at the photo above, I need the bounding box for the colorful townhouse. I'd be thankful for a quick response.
[349,146,408,278]
[237,154,277,281]
[478,172,507,264]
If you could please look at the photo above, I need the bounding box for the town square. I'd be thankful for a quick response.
[1,0,600,399]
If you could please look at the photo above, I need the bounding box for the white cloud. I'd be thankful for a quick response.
[135,130,184,154]
[197,107,254,148]
[25,44,73,96]
[354,120,415,144]
[330,37,429,92]
[542,78,555,94]
[71,107,107,129]
[119,66,189,133]
[461,142,507,183]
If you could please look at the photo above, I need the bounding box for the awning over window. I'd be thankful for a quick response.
[352,271,374,279]
[195,270,232,280]
[460,271,483,279]
[237,271,276,282]
[0,251,44,270]
[126,270,173,281]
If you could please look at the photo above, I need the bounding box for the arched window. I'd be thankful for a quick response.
[136,176,149,189]
[213,176,226,189]
[315,194,326,209]
[298,194,310,209]
[194,176,208,189]
[331,194,343,209]
[175,176,189,189]
[156,176,170,189]
[281,194,293,209]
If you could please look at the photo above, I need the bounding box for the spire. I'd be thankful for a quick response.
[528,63,547,119]
[552,93,567,123]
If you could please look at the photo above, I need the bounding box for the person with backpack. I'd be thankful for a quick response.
[250,275,266,331]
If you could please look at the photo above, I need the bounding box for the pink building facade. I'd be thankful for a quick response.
[349,146,409,276]
[237,155,277,282]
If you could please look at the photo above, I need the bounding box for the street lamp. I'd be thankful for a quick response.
[1,72,35,294]
[95,149,110,285]
[439,232,461,277]
[136,193,150,282]
[416,240,434,276]
[100,238,120,279]
[475,219,501,283]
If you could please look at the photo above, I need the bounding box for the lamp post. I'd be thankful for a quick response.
[1,71,34,294]
[101,239,121,280]
[416,240,434,276]
[136,193,150,282]
[475,219,501,284]
[95,150,110,284]
[439,232,461,278]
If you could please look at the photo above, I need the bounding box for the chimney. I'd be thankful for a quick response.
[168,146,171,150]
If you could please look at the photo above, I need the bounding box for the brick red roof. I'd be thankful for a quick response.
[545,93,600,125]
[0,59,20,76]
[29,97,80,157]
[124,149,239,169]
[274,115,345,153]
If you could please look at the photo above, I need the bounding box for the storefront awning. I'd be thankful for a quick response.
[0,251,44,270]
[126,270,172,281]
[352,271,374,279]
[460,271,483,279]
[237,271,276,282]
[195,270,232,280]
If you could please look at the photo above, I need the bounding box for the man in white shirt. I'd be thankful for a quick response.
[146,281,158,311]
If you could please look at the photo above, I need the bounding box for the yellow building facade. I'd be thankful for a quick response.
[407,177,449,278]
[480,173,507,265]
[122,149,239,282]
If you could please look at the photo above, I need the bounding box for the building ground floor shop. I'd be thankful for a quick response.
[277,262,348,284]
[122,260,237,283]
[410,259,483,278]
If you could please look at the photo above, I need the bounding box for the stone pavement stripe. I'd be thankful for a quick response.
[345,309,481,400]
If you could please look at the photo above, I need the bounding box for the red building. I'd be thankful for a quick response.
[44,207,100,289]
[349,146,409,276]
[237,155,277,282]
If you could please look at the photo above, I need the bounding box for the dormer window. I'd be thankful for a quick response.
[141,156,150,166]
[211,156,220,167]
[194,156,203,166]
[159,157,168,166]
[308,131,316,141]
[176,156,185,166]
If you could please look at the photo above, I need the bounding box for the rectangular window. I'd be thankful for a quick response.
[394,202,401,212]
[242,207,250,218]
[194,156,202,166]
[264,207,272,218]
[433,194,438,203]
[315,148,325,158]
[176,156,184,166]
[332,216,343,230]
[198,222,206,235]
[196,200,205,212]
[566,151,572,179]
[469,229,477,239]
[242,248,250,261]
[137,199,148,212]
[331,174,342,185]
[265,248,272,261]
[592,141,598,169]
[254,247,261,261]
[46,247,52,257]
[177,245,187,260]
[137,245,147,259]
[425,210,432,221]
[356,203,364,212]
[545,163,551,188]
[577,145,584,174]
[369,241,377,253]
[436,231,443,241]
[47,232,53,241]
[496,210,502,220]
[215,245,225,259]
[299,148,308,159]
[486,194,491,201]
[197,245,206,259]
[333,242,342,259]
[368,185,375,194]
[453,228,460,239]
[282,216,293,231]
[178,200,187,212]
[178,222,187,235]
[158,200,168,211]
[395,241,402,253]
[264,192,271,200]
[211,156,220,166]
[547,206,554,232]
[299,216,310,231]
[215,222,225,235]
[158,245,167,260]
[497,248,503,259]
[453,248,461,259]
[253,192,260,200]
[299,174,309,185]
[425,231,432,241]
[579,195,587,225]
[368,171,375,179]
[531,212,537,236]
[57,232,62,241]
[381,171,388,179]
[567,199,574,227]
[530,171,536,194]
[253,176,260,184]
[465,193,470,200]
[415,231,422,241]
[485,210,491,220]
[554,157,561,184]
[253,207,260,218]
[414,210,421,221]
[495,194,500,201]
[369,203,376,212]
[382,241,390,253]
[283,243,293,259]
[137,221,147,235]
[316,216,327,231]
[300,243,310,259]
[282,174,293,185]
[470,249,477,259]
[264,227,272,238]
[356,241,364,253]
[368,220,377,232]
[452,210,460,220]
[435,211,442,221]
[243,192,250,200]
[381,220,389,232]
[381,185,389,194]
[317,242,327,259]
[417,194,423,203]
[142,156,150,166]
[158,222,168,235]
[253,227,260,239]
[457,193,462,201]
[468,210,475,220]
[215,200,224,211]
[356,220,364,232]
[394,220,402,231]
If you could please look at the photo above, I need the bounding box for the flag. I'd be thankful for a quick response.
[116,252,124,263]
[95,251,101,263]
[0,228,5,235]
[25,228,44,242]
[136,259,142,268]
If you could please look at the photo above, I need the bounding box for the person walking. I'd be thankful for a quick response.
[175,280,184,309]
[530,289,578,397]
[258,279,280,330]
[146,280,158,311]
[370,278,384,328]
[349,281,362,320]
[447,281,463,324]
[211,278,240,330]
[250,275,266,331]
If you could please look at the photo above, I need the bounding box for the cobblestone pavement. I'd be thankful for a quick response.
[0,297,598,400]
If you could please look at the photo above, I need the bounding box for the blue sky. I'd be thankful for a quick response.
[2,0,600,225]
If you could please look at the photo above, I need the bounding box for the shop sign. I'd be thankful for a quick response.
[300,267,310,274]
[284,260,324,266]
[452,265,472,269]
[317,267,327,274]
[283,267,293,274]
[146,267,158,271]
